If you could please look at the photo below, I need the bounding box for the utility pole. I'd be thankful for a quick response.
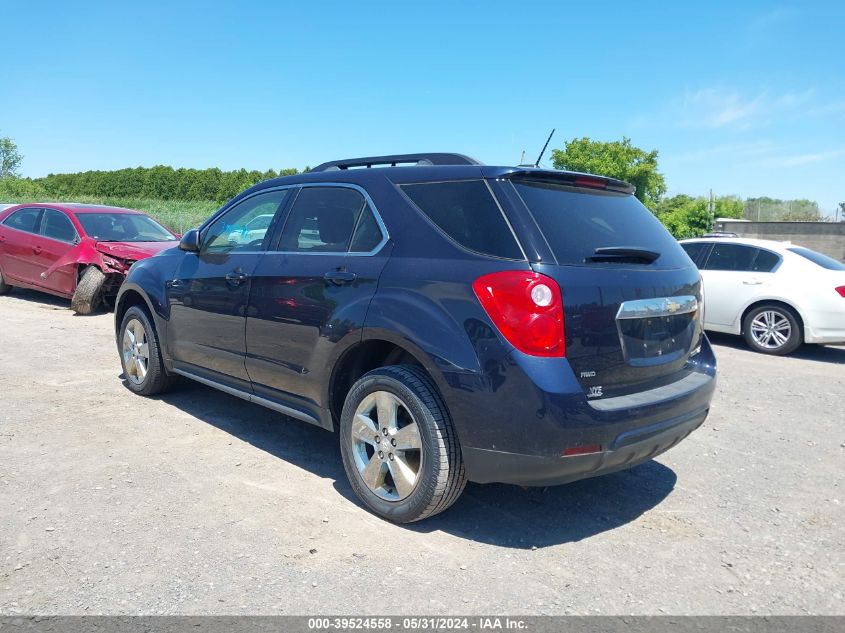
[709,189,715,229]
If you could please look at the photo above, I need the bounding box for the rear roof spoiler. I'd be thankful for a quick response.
[500,168,636,195]
[310,153,483,172]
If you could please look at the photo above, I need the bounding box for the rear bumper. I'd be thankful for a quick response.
[804,325,845,345]
[463,406,708,486]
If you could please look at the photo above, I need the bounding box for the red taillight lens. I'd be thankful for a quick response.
[472,271,565,357]
[562,444,602,456]
[572,176,608,190]
[836,286,845,298]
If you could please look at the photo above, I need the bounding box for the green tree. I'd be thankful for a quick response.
[714,195,744,219]
[654,194,713,238]
[0,134,24,179]
[551,136,666,208]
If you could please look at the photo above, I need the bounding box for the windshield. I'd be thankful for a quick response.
[510,179,690,268]
[77,213,176,242]
[787,246,845,271]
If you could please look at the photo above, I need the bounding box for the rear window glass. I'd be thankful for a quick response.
[400,180,523,260]
[788,246,845,271]
[511,180,689,268]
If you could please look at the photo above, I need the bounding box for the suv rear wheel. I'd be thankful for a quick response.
[339,365,466,523]
[742,304,802,355]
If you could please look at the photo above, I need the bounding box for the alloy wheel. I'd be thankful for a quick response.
[350,391,423,501]
[122,318,150,385]
[750,310,791,350]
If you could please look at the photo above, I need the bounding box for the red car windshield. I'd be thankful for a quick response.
[77,213,176,242]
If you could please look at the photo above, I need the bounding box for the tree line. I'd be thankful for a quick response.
[31,165,302,203]
[1,131,837,237]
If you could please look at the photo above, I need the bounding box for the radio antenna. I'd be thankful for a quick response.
[534,128,555,167]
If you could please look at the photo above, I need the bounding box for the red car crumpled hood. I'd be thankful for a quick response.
[95,240,177,260]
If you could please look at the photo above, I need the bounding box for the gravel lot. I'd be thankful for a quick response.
[1,289,843,616]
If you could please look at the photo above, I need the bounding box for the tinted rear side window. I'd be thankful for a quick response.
[703,243,756,271]
[680,242,708,266]
[3,208,42,233]
[400,180,523,259]
[751,249,780,272]
[788,246,845,271]
[702,243,780,272]
[511,180,689,268]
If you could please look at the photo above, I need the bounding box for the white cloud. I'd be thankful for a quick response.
[749,6,798,33]
[769,147,845,167]
[667,141,777,163]
[673,88,817,130]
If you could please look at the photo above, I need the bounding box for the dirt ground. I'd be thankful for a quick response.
[0,288,843,616]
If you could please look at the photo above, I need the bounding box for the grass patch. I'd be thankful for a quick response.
[0,189,218,234]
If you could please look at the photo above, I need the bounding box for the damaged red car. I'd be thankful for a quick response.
[0,203,178,314]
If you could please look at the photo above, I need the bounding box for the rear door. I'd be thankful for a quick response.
[166,189,291,388]
[32,208,80,295]
[699,242,781,328]
[245,185,390,413]
[0,207,44,285]
[503,178,704,400]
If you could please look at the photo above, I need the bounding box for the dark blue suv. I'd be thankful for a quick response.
[114,153,716,523]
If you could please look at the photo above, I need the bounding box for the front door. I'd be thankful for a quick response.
[246,185,390,414]
[166,189,292,388]
[32,208,80,295]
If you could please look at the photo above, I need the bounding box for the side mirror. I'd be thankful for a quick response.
[179,228,201,252]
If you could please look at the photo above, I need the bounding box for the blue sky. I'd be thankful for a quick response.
[3,0,844,211]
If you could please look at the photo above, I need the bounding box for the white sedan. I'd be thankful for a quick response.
[227,213,275,246]
[680,237,845,355]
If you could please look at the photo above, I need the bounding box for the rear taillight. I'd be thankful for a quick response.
[472,271,565,357]
[836,286,845,298]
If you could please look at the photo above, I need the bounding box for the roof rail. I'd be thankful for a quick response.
[310,153,482,172]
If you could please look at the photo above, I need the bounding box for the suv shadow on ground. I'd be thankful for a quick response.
[707,332,845,364]
[141,378,678,549]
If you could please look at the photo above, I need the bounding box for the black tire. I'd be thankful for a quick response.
[71,266,106,315]
[742,304,802,355]
[118,305,174,396]
[339,365,466,523]
[0,267,11,295]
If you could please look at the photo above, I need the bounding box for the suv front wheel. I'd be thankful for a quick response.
[339,365,466,523]
[119,306,174,395]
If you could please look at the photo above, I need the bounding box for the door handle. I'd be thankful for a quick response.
[742,278,763,285]
[323,271,357,285]
[225,270,249,286]
[33,245,42,254]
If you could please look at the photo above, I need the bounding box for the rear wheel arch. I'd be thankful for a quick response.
[740,299,805,341]
[328,338,436,430]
